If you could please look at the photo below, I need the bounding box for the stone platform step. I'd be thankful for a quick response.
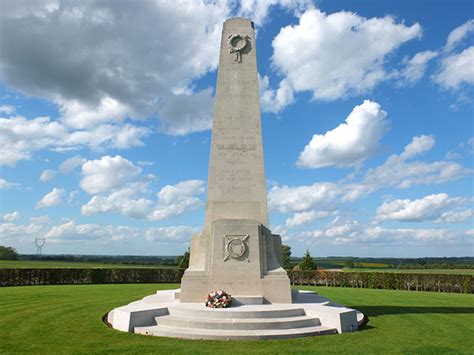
[232,295,264,305]
[135,324,337,340]
[167,306,306,319]
[154,314,321,330]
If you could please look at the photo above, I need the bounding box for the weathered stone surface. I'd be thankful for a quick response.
[182,219,291,303]
[109,288,363,339]
[180,18,290,303]
[204,18,268,231]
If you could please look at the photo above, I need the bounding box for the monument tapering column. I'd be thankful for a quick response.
[204,18,268,235]
[180,18,291,304]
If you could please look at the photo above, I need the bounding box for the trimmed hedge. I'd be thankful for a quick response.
[0,268,184,286]
[288,270,473,294]
[1,268,471,293]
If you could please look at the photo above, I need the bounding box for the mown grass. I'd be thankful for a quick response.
[0,260,175,269]
[0,284,472,354]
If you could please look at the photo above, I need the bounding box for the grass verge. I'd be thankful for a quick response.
[0,284,472,354]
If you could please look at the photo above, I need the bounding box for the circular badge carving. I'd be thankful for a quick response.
[227,238,246,259]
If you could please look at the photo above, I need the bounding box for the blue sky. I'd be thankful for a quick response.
[0,0,472,257]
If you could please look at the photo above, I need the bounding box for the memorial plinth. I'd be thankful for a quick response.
[107,17,364,340]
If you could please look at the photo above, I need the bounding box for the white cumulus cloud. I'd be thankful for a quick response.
[79,159,204,220]
[44,220,139,241]
[80,155,142,195]
[3,211,20,222]
[434,46,474,89]
[375,193,465,222]
[39,169,55,182]
[145,226,200,243]
[81,182,153,219]
[59,155,86,174]
[296,217,471,246]
[0,220,45,241]
[343,135,471,201]
[263,8,421,111]
[435,209,473,224]
[297,100,389,168]
[0,105,15,115]
[398,50,438,86]
[400,135,435,159]
[36,187,65,209]
[0,115,66,166]
[156,88,214,135]
[445,19,474,51]
[59,96,132,130]
[0,1,229,136]
[285,210,334,228]
[238,0,311,26]
[0,115,150,166]
[0,177,19,189]
[269,135,472,216]
[149,180,205,221]
[268,182,340,213]
[259,75,294,114]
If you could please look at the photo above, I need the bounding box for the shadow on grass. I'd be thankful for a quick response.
[352,306,474,317]
[358,324,375,332]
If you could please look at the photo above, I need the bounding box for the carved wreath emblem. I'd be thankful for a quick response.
[228,34,250,63]
[224,234,249,261]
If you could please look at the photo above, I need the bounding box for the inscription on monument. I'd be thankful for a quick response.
[214,131,257,166]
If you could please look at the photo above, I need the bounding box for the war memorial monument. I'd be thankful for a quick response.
[108,18,364,340]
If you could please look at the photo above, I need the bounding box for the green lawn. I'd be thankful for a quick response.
[343,267,474,275]
[0,260,177,269]
[0,284,472,354]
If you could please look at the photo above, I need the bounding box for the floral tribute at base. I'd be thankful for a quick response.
[205,290,232,308]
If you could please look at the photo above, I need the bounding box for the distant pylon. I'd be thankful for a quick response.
[34,238,46,256]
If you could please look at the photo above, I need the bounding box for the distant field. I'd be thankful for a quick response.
[0,260,177,269]
[0,284,472,354]
[353,262,391,268]
[313,260,392,269]
[312,259,346,269]
[343,268,474,275]
[2,260,472,276]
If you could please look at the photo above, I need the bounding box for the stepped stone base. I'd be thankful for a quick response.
[107,289,364,340]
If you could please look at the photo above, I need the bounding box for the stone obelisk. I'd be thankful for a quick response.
[180,18,291,303]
